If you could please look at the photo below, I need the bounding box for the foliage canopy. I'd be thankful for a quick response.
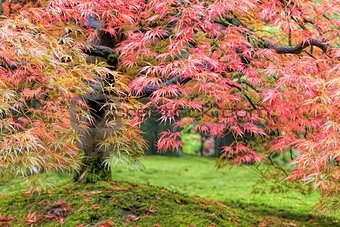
[0,0,339,213]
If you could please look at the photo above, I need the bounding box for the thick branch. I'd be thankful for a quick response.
[83,44,117,60]
[259,38,332,56]
[213,17,334,58]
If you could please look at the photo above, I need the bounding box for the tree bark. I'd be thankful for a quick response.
[214,132,235,157]
[73,96,111,183]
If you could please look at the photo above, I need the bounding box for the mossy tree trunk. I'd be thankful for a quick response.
[73,157,111,183]
[73,97,112,183]
[72,26,124,183]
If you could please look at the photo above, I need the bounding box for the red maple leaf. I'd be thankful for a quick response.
[24,212,38,224]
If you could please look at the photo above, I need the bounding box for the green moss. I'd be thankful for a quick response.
[0,181,338,226]
[1,155,339,225]
[73,157,111,184]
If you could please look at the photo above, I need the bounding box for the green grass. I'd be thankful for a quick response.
[111,155,340,220]
[0,173,72,196]
[0,181,338,226]
[0,155,339,226]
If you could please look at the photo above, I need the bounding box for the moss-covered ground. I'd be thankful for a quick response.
[0,180,338,226]
[0,155,339,226]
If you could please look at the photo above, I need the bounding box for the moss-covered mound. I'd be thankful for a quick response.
[0,181,337,226]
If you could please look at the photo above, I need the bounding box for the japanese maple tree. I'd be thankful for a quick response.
[0,0,339,213]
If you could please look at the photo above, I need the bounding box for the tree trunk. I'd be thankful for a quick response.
[73,156,111,183]
[72,24,123,183]
[199,134,204,156]
[214,131,235,157]
[73,96,112,183]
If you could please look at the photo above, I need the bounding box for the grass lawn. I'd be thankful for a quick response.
[111,154,339,220]
[3,180,337,226]
[0,154,339,226]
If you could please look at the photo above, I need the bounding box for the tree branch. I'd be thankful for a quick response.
[213,16,335,58]
[259,38,332,56]
[0,57,18,72]
[138,59,241,97]
[140,76,192,97]
[83,44,117,60]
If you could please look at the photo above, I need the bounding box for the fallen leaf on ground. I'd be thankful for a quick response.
[149,204,156,213]
[55,200,67,206]
[99,220,115,227]
[175,199,182,204]
[24,212,38,224]
[90,204,101,209]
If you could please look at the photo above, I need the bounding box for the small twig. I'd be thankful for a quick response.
[302,50,316,59]
[242,80,260,93]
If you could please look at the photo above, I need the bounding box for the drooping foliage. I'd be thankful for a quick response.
[0,0,146,185]
[0,0,339,212]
